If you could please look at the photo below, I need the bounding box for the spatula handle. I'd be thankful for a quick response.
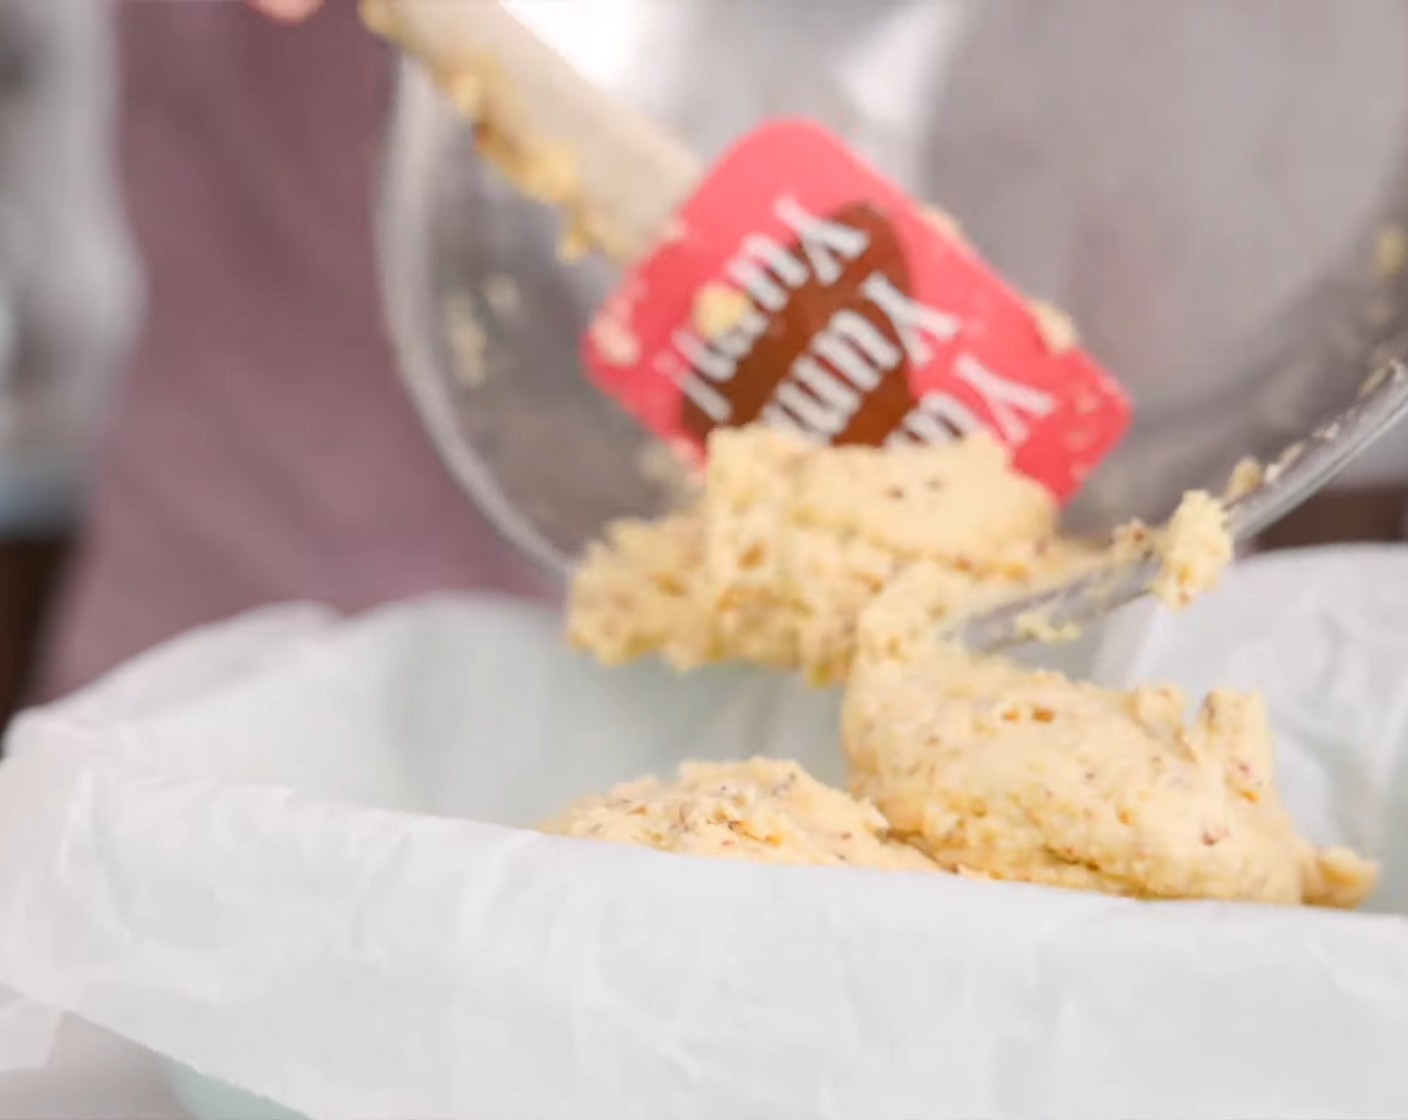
[363,0,703,264]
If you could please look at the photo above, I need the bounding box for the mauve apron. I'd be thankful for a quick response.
[41,1,550,699]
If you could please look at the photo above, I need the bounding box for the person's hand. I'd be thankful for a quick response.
[248,0,323,22]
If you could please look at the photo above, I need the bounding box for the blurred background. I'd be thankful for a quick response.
[4,0,1408,734]
[0,1,138,730]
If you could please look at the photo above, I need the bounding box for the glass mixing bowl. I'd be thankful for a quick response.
[379,0,1408,581]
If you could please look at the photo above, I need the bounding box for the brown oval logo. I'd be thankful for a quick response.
[680,200,917,446]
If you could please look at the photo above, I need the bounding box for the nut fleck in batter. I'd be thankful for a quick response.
[543,758,936,871]
[843,616,1377,907]
[569,426,1225,684]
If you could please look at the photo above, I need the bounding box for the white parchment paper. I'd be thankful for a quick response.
[0,556,1406,1118]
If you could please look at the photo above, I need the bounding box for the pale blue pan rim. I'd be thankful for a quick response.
[158,1057,309,1120]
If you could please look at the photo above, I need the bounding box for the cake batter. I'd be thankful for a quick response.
[562,429,1375,908]
[569,426,1230,683]
[544,758,936,871]
[842,608,1376,907]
